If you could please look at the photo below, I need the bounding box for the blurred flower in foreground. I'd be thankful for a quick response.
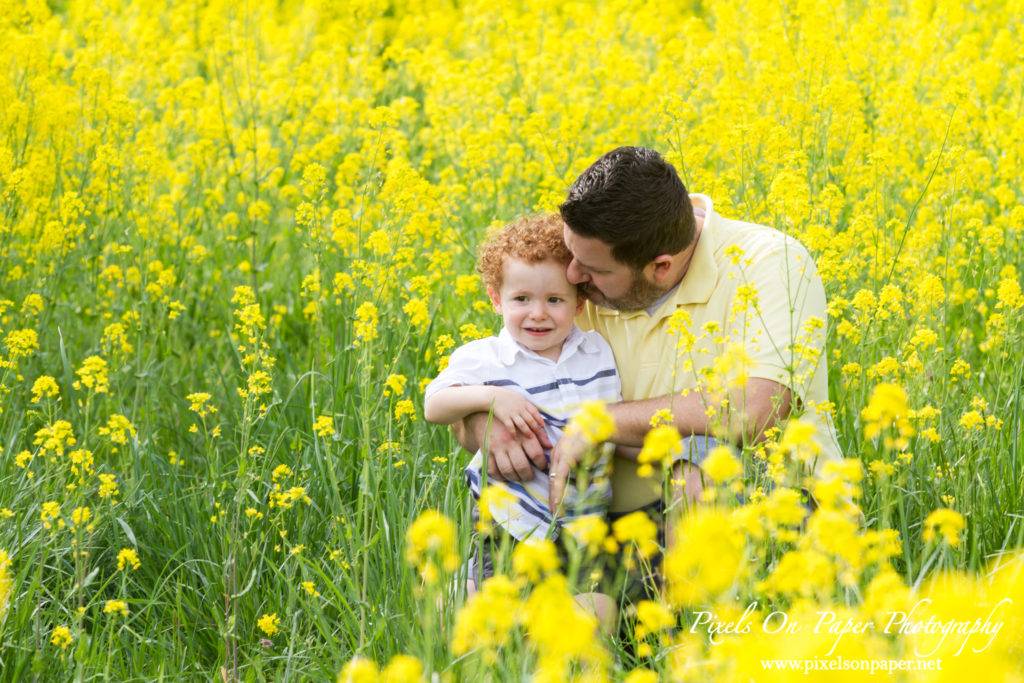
[923,508,965,548]
[404,509,458,585]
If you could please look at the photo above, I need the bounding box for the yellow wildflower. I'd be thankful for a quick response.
[30,376,60,402]
[0,549,10,620]
[861,383,914,449]
[97,473,120,500]
[565,401,615,444]
[257,613,280,636]
[51,625,73,649]
[702,445,742,483]
[41,501,63,530]
[117,548,140,571]
[394,399,416,421]
[381,654,423,683]
[353,302,379,345]
[98,414,137,445]
[74,356,109,394]
[665,509,746,606]
[612,510,659,558]
[383,374,407,396]
[404,509,459,585]
[4,329,38,359]
[186,392,214,417]
[338,656,379,683]
[511,539,560,583]
[923,508,965,547]
[103,600,129,617]
[313,415,334,437]
[637,425,681,477]
[70,507,91,529]
[451,575,521,660]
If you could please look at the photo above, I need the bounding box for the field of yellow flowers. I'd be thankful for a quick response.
[1,0,1023,680]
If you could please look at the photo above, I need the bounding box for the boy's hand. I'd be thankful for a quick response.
[547,432,590,515]
[490,388,545,438]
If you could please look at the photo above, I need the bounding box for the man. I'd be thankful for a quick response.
[456,146,841,588]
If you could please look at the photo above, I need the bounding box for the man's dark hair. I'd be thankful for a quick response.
[559,146,696,270]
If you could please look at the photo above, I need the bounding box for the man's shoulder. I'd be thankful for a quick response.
[712,213,812,265]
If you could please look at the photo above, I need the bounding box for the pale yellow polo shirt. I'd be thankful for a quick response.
[576,194,843,511]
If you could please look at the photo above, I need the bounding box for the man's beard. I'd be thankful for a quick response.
[581,271,666,312]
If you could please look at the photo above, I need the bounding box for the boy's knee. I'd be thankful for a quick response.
[574,591,618,636]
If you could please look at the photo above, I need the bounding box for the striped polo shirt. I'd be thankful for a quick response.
[426,325,621,542]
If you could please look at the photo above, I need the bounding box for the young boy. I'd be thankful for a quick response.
[424,214,621,627]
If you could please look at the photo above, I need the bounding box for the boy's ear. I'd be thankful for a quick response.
[486,285,502,312]
[574,292,585,315]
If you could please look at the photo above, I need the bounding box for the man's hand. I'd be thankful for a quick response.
[454,411,552,482]
[547,432,590,515]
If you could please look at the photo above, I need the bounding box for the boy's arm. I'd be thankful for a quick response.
[424,385,502,425]
[426,385,546,435]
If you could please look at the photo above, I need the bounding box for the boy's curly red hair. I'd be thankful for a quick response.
[477,214,574,290]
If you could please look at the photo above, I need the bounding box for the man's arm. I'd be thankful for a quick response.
[608,377,793,449]
[547,378,792,512]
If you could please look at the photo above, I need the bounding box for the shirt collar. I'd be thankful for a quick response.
[496,325,592,365]
[664,193,718,309]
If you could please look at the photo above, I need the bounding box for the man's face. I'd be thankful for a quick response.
[563,226,665,311]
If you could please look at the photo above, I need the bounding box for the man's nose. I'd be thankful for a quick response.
[566,259,588,284]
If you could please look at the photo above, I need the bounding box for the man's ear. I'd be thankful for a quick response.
[487,285,502,313]
[649,254,674,284]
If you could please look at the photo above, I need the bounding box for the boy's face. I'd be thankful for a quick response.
[487,257,584,361]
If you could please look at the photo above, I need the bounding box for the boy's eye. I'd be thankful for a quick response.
[547,297,563,303]
[513,295,529,302]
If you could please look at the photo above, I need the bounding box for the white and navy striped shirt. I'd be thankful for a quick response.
[426,326,621,543]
